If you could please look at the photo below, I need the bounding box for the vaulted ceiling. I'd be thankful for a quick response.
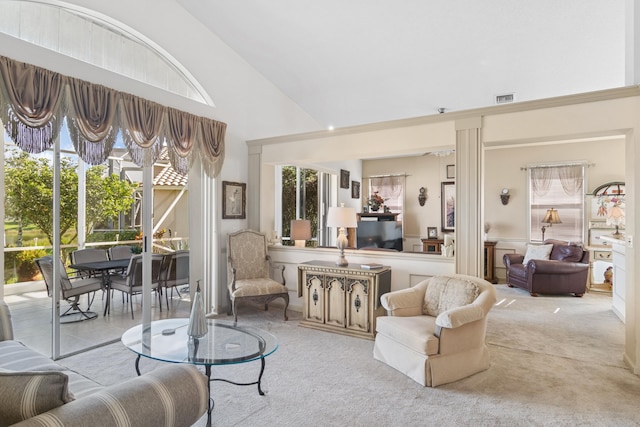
[178,0,626,129]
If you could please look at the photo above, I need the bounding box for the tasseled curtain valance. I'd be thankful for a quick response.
[0,55,225,177]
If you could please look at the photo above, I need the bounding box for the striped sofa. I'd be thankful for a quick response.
[0,301,208,427]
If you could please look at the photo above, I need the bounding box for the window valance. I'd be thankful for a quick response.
[0,55,225,177]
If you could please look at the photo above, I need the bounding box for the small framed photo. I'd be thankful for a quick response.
[427,227,438,239]
[351,181,360,199]
[446,164,455,179]
[340,169,350,189]
[222,181,246,219]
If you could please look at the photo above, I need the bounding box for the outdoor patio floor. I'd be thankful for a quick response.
[5,285,193,358]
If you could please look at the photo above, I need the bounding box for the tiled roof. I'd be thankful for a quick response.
[154,165,188,187]
[153,147,188,187]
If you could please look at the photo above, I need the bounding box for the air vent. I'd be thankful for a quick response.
[495,93,515,104]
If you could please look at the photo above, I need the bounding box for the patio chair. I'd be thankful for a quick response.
[227,229,289,322]
[158,250,189,311]
[69,248,108,277]
[35,256,103,323]
[109,254,164,319]
[108,245,134,260]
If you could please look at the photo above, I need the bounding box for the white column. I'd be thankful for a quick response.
[247,145,262,231]
[454,117,483,278]
[77,160,86,249]
[626,0,640,85]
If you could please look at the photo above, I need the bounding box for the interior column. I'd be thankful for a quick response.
[454,116,483,278]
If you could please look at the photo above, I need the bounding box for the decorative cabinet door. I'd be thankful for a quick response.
[346,277,370,333]
[298,261,391,340]
[325,275,346,328]
[303,274,324,324]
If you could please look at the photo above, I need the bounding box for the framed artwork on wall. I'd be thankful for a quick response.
[222,181,246,219]
[352,181,360,199]
[446,164,455,179]
[441,181,455,231]
[340,169,350,189]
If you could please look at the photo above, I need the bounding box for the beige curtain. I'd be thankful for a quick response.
[0,55,226,176]
[0,56,66,154]
[166,107,197,175]
[67,78,119,165]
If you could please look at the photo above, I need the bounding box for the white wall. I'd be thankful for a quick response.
[362,153,455,251]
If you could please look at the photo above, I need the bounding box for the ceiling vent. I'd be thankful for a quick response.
[495,93,515,104]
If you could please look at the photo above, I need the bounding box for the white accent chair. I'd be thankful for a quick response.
[373,274,496,387]
[227,230,289,322]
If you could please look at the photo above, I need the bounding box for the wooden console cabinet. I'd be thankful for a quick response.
[420,239,497,284]
[297,260,391,339]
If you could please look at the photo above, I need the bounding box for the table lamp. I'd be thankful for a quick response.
[326,203,357,266]
[541,208,561,241]
[606,200,625,236]
[290,219,312,247]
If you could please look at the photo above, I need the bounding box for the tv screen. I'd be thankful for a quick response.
[356,221,403,251]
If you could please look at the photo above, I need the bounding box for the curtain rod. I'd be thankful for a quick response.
[520,162,594,171]
[363,173,410,178]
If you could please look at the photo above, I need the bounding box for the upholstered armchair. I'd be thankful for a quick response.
[503,239,589,297]
[373,274,496,387]
[227,230,289,322]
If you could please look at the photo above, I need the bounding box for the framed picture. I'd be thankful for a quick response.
[351,181,360,199]
[446,164,455,179]
[340,169,350,189]
[441,181,455,231]
[222,181,246,219]
[427,227,438,239]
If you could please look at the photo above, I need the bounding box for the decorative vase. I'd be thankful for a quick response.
[370,204,380,212]
[187,280,208,339]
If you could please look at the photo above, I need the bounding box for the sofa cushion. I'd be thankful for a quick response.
[423,276,480,317]
[549,243,584,262]
[522,244,553,265]
[230,278,288,297]
[0,341,63,372]
[376,315,440,355]
[0,369,74,426]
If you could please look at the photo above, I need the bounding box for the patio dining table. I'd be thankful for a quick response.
[70,258,130,316]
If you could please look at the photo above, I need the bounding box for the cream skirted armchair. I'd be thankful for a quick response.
[373,274,496,387]
[227,230,289,322]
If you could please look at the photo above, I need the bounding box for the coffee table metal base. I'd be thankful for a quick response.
[134,354,267,427]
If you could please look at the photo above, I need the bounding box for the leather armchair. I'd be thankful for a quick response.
[503,239,589,297]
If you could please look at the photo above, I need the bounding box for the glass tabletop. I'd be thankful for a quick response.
[121,318,278,366]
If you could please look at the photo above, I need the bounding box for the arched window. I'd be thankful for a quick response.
[0,0,212,106]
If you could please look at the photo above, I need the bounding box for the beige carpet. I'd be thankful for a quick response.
[60,285,640,426]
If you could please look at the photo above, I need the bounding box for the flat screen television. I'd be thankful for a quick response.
[356,221,403,251]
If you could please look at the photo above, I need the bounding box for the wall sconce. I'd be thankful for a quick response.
[418,187,427,206]
[500,188,510,205]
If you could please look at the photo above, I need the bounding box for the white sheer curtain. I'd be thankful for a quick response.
[369,175,405,221]
[529,164,584,243]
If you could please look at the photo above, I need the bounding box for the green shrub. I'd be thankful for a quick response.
[16,249,48,281]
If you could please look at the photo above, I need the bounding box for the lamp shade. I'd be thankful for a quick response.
[542,208,562,225]
[327,205,357,228]
[290,219,312,240]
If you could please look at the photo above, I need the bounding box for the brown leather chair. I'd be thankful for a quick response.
[503,239,589,297]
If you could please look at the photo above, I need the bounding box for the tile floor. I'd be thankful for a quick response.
[5,285,192,358]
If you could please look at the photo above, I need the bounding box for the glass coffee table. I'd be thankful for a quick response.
[121,318,278,427]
